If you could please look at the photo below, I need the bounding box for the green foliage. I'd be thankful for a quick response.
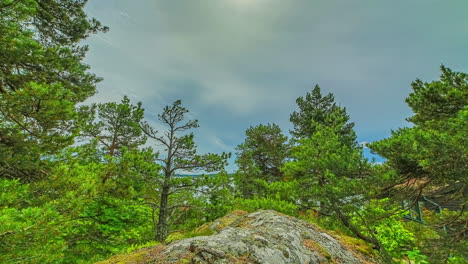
[0,0,106,180]
[302,212,353,237]
[235,123,290,198]
[0,142,159,263]
[290,85,357,148]
[370,66,467,262]
[201,172,237,221]
[283,122,367,213]
[78,96,149,184]
[141,100,229,241]
[284,86,366,238]
[75,197,153,254]
[371,66,467,185]
[372,216,414,255]
[124,241,160,253]
[351,199,417,259]
[165,227,216,243]
[234,152,262,198]
[1,28,465,264]
[405,249,429,264]
[79,96,147,157]
[258,180,299,202]
[233,197,298,216]
[447,256,467,264]
[406,66,467,126]
[52,147,156,263]
[404,209,468,263]
[0,179,67,263]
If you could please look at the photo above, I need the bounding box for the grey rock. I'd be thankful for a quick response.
[97,210,380,264]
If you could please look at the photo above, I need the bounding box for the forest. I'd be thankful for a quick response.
[0,1,466,263]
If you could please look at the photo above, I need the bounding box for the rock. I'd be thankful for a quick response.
[97,210,380,264]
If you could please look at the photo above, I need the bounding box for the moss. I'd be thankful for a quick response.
[95,251,146,264]
[235,217,255,229]
[231,210,249,216]
[303,239,332,261]
[95,245,167,264]
[226,254,253,264]
[165,223,217,243]
[165,232,187,243]
[149,211,247,249]
[174,252,196,264]
[212,210,248,231]
[335,234,374,257]
[193,223,216,236]
[331,234,380,264]
[299,215,379,263]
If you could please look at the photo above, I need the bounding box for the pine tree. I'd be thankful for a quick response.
[141,100,229,241]
[283,120,382,252]
[370,66,468,261]
[290,85,357,148]
[0,0,107,181]
[235,123,290,198]
[79,96,146,156]
[79,96,147,183]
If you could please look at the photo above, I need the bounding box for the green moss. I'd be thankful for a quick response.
[95,245,167,264]
[330,234,381,264]
[166,210,248,244]
[165,232,186,242]
[213,210,249,231]
[174,252,196,264]
[299,212,378,261]
[303,239,332,260]
[193,224,217,236]
[235,217,255,229]
[226,254,252,264]
[336,235,374,257]
[165,224,216,243]
[95,250,148,264]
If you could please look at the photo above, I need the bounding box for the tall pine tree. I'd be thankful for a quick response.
[290,85,357,148]
[141,100,229,241]
[235,123,290,198]
[0,0,107,181]
[371,66,467,261]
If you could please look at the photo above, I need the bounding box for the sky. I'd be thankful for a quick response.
[83,0,468,172]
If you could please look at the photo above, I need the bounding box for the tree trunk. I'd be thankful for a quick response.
[156,184,170,242]
[336,210,380,248]
[102,142,116,184]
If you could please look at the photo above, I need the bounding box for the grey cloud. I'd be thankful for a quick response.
[84,0,468,171]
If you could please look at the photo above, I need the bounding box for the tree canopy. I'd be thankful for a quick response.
[0,0,107,181]
[371,66,468,261]
[141,100,229,241]
[235,123,290,198]
[290,85,357,148]
[0,2,465,262]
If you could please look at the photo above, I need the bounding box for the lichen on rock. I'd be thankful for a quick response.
[97,210,380,264]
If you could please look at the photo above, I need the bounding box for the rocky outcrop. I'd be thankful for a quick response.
[97,210,380,264]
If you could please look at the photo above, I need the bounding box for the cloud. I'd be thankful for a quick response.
[84,0,468,167]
